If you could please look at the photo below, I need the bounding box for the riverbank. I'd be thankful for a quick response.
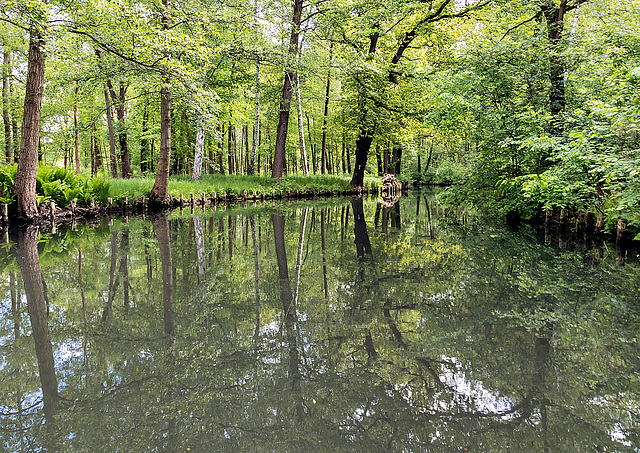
[0,173,397,227]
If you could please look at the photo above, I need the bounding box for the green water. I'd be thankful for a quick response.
[1,193,639,452]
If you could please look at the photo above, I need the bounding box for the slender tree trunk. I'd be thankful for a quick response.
[107,82,131,178]
[295,72,309,175]
[13,29,46,220]
[103,85,117,178]
[305,112,316,174]
[272,0,303,178]
[249,59,260,176]
[321,45,333,176]
[243,124,249,174]
[150,0,172,204]
[74,83,81,174]
[228,119,234,175]
[192,123,204,180]
[3,50,11,165]
[140,100,149,173]
[218,123,225,175]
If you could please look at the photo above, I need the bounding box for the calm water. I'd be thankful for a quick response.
[1,192,639,452]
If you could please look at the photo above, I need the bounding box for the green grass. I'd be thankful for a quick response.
[107,174,381,202]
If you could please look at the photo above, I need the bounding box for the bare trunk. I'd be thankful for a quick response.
[13,29,46,220]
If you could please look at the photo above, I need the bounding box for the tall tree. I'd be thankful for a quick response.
[347,0,492,187]
[2,48,11,164]
[149,0,173,204]
[12,20,46,220]
[272,0,303,178]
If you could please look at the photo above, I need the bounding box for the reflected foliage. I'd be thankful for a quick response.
[0,193,638,452]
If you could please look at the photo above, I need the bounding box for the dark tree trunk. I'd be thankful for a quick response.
[13,29,46,220]
[272,0,303,178]
[392,142,402,175]
[321,45,333,176]
[3,50,11,165]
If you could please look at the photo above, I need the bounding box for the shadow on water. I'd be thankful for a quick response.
[0,192,638,451]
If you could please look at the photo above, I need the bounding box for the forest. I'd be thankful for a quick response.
[0,0,638,229]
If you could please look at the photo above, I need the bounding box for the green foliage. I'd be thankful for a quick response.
[0,164,111,207]
[0,164,17,203]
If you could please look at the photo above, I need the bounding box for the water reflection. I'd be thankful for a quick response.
[0,193,638,451]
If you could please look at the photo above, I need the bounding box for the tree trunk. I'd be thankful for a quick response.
[192,122,204,180]
[103,85,117,178]
[3,50,11,165]
[228,119,234,175]
[150,0,172,204]
[107,81,131,178]
[249,59,260,176]
[13,29,46,220]
[74,83,81,174]
[321,45,333,176]
[140,100,149,173]
[295,72,309,175]
[305,112,316,174]
[218,123,225,175]
[272,0,303,178]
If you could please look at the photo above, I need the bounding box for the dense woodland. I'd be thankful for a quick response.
[0,0,639,228]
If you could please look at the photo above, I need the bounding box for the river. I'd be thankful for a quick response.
[1,191,638,451]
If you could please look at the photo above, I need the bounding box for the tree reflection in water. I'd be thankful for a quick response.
[0,194,638,452]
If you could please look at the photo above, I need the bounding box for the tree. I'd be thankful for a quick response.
[149,0,173,204]
[272,0,304,178]
[12,12,46,220]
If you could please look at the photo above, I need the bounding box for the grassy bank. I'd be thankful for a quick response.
[0,163,382,208]
[107,174,381,204]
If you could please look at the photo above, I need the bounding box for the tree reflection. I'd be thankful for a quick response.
[272,212,307,421]
[13,225,59,425]
[151,212,175,344]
